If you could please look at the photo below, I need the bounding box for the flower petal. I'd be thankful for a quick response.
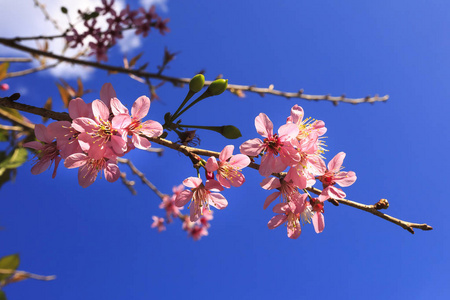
[239,138,264,156]
[219,145,234,161]
[104,162,120,183]
[255,113,273,138]
[268,214,287,229]
[205,157,219,172]
[100,83,117,108]
[131,133,151,150]
[209,193,228,209]
[183,177,202,188]
[312,212,325,233]
[263,192,281,209]
[228,154,250,169]
[175,190,193,207]
[92,100,110,122]
[131,96,150,120]
[110,97,129,115]
[260,177,281,190]
[328,152,346,173]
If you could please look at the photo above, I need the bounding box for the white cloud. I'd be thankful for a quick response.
[118,30,142,53]
[140,0,169,12]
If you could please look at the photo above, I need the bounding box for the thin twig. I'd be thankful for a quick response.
[0,269,55,287]
[0,38,389,105]
[119,172,137,195]
[0,124,24,131]
[5,62,60,78]
[117,158,167,200]
[0,57,32,62]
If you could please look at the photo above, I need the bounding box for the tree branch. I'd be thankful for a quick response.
[0,85,430,234]
[0,38,389,105]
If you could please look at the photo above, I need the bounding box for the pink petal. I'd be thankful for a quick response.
[209,193,228,209]
[228,173,245,187]
[219,145,234,161]
[34,124,53,143]
[78,166,97,188]
[312,212,325,233]
[175,190,193,207]
[131,96,150,120]
[104,162,120,182]
[131,133,151,150]
[255,113,273,138]
[260,177,281,190]
[205,157,219,172]
[268,214,287,229]
[112,114,132,130]
[140,120,163,137]
[228,154,250,169]
[307,155,327,176]
[111,134,128,153]
[205,179,224,191]
[100,83,117,108]
[263,192,281,209]
[273,202,289,214]
[289,104,304,125]
[23,141,44,151]
[47,121,72,138]
[278,123,299,140]
[72,117,96,133]
[239,138,264,156]
[183,177,202,188]
[334,171,357,187]
[217,174,231,188]
[92,100,110,122]
[328,152,346,173]
[259,153,276,177]
[326,186,346,199]
[287,221,302,239]
[110,97,129,115]
[31,159,51,175]
[69,98,92,119]
[64,153,88,169]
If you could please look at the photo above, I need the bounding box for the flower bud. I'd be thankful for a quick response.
[207,79,228,96]
[189,74,205,93]
[0,83,9,91]
[221,125,242,139]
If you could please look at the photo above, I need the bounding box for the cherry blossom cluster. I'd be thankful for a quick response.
[173,145,251,223]
[65,1,169,61]
[151,185,214,241]
[240,105,357,238]
[24,83,163,187]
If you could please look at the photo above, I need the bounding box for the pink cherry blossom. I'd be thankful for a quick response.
[64,148,120,188]
[205,145,250,188]
[47,121,82,159]
[23,124,61,178]
[159,194,183,222]
[175,177,227,222]
[72,99,128,158]
[287,104,327,140]
[317,152,357,201]
[260,177,306,209]
[240,113,300,176]
[267,194,308,239]
[151,216,166,232]
[110,96,163,150]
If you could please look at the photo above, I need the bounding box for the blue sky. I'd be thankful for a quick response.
[0,0,448,299]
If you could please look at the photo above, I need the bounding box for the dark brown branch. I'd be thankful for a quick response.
[0,38,388,105]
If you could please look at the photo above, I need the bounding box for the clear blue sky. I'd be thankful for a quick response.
[1,0,448,299]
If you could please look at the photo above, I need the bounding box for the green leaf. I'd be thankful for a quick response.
[0,254,20,281]
[61,6,68,14]
[0,290,7,300]
[0,148,28,169]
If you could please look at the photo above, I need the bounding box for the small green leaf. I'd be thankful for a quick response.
[61,6,68,14]
[0,168,12,189]
[0,254,20,281]
[221,125,242,139]
[0,148,28,169]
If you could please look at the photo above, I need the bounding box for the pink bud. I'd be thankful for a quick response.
[0,83,9,91]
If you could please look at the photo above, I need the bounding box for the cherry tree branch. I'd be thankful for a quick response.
[0,57,33,62]
[0,87,430,234]
[0,38,389,105]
